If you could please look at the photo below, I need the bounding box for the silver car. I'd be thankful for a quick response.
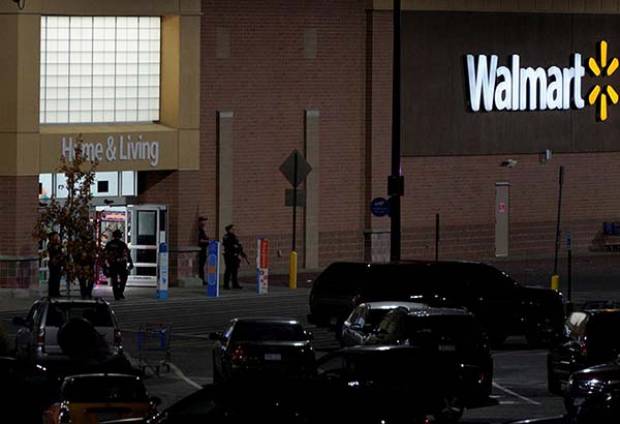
[13,298,122,363]
[340,301,429,347]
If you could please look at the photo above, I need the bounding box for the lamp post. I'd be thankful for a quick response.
[389,0,404,262]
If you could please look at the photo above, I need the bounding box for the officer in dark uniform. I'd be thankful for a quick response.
[222,224,246,289]
[47,232,63,297]
[198,216,209,283]
[104,229,134,300]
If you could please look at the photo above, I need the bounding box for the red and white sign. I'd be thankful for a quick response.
[498,202,507,214]
[256,239,269,294]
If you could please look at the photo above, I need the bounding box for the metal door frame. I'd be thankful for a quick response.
[127,204,168,286]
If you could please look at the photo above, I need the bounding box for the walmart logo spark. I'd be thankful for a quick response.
[588,40,619,121]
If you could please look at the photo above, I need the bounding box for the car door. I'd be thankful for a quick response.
[463,265,520,335]
[341,305,369,347]
[15,302,40,359]
[550,312,588,385]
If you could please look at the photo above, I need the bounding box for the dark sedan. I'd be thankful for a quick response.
[210,318,315,384]
[365,306,493,408]
[547,306,620,394]
[565,360,620,423]
[308,345,465,423]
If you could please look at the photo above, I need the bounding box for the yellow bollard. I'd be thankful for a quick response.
[551,274,560,291]
[289,251,298,289]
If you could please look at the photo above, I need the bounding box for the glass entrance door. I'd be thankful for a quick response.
[127,204,167,286]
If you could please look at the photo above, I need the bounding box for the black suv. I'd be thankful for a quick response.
[308,261,564,346]
[547,303,620,394]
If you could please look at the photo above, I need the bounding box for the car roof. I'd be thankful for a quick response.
[327,260,489,268]
[39,297,109,306]
[336,345,419,355]
[407,307,471,318]
[233,317,302,325]
[362,301,429,310]
[63,373,142,382]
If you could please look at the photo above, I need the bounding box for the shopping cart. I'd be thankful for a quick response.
[136,323,172,376]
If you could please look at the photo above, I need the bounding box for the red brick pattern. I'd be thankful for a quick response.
[200,0,368,269]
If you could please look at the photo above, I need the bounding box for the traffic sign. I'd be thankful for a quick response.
[279,150,312,188]
[370,197,390,217]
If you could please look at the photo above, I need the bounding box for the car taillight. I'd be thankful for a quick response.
[231,345,247,364]
[114,329,122,346]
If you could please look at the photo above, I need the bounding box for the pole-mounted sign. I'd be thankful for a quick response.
[279,149,312,289]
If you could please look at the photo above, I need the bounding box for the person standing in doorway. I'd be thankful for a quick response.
[47,232,63,297]
[222,224,246,289]
[104,229,134,300]
[198,216,209,283]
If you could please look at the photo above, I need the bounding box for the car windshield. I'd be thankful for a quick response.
[62,377,147,402]
[45,303,114,327]
[231,322,307,342]
[406,315,482,349]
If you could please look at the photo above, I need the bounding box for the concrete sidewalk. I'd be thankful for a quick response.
[2,252,620,314]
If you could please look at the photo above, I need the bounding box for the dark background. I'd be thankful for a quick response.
[402,11,620,156]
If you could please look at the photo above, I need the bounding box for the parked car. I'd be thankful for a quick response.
[210,318,315,384]
[547,305,620,394]
[564,360,620,423]
[308,261,564,346]
[308,345,466,423]
[506,417,568,424]
[47,373,160,424]
[365,306,493,407]
[340,301,429,347]
[13,297,123,365]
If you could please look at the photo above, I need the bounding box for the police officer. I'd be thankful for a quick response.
[104,229,134,300]
[47,232,63,297]
[222,224,246,289]
[198,216,209,283]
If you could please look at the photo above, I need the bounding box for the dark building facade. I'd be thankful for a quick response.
[2,0,620,288]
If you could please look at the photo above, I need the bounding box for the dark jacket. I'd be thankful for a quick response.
[222,233,246,260]
[47,242,64,269]
[104,239,133,270]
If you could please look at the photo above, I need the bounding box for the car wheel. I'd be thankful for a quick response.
[212,352,222,385]
[547,357,561,394]
[434,395,464,424]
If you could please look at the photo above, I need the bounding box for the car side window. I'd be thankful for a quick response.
[565,312,588,340]
[350,306,368,328]
[23,303,40,328]
[317,355,345,378]
[468,265,516,297]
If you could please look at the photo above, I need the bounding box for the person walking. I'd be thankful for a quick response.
[104,229,134,300]
[47,232,63,297]
[75,247,96,299]
[222,224,246,289]
[198,216,209,283]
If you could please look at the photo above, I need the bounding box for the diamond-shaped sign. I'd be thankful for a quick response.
[279,149,312,188]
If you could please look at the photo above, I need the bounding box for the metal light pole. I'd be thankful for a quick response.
[551,166,564,291]
[389,0,403,262]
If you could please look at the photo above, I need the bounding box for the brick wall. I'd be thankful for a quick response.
[0,176,39,288]
[369,10,620,262]
[201,0,369,269]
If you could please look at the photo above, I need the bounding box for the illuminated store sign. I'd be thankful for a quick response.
[62,135,160,167]
[466,41,618,121]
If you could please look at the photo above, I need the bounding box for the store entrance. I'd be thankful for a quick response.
[97,204,167,287]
